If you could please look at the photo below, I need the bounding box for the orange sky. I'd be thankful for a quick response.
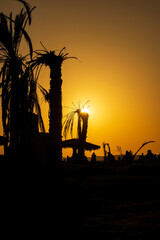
[1,0,160,157]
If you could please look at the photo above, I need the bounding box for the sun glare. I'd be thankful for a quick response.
[81,106,90,115]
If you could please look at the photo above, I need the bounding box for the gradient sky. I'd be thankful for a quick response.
[1,0,160,157]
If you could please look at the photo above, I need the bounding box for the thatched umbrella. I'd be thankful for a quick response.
[62,138,100,157]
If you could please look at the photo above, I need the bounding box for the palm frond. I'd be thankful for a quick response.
[58,47,78,61]
[13,11,26,52]
[34,95,45,133]
[81,100,90,109]
[40,41,49,52]
[38,83,50,102]
[63,111,75,139]
[21,27,33,59]
[16,0,36,25]
[72,101,77,109]
[34,64,43,82]
[9,12,13,43]
[1,9,33,59]
[58,47,66,56]
[63,105,75,111]
[0,13,13,55]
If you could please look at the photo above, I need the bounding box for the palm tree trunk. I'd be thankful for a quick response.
[10,72,20,155]
[81,114,88,141]
[9,61,29,157]
[78,113,88,161]
[77,114,82,139]
[49,62,62,163]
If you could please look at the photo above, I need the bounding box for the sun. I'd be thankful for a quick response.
[81,106,90,115]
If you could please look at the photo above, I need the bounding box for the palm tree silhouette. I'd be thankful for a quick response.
[31,45,77,163]
[0,0,44,155]
[63,101,89,138]
[63,101,89,159]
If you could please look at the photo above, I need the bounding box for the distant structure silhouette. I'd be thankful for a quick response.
[103,143,115,163]
[122,150,133,162]
[145,149,157,161]
[133,141,155,159]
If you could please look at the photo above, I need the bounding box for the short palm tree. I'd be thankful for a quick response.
[63,101,89,159]
[31,46,77,163]
[0,0,44,155]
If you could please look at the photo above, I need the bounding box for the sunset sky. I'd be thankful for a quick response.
[1,0,160,157]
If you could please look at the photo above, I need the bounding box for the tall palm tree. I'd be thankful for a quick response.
[0,0,44,155]
[31,46,77,163]
[63,101,89,159]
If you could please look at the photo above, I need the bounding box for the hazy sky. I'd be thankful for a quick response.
[1,0,160,156]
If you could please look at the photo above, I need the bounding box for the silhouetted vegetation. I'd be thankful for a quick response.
[63,101,93,161]
[0,1,160,238]
[0,0,44,159]
[30,46,77,164]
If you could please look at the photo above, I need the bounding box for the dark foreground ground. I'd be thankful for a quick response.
[1,159,160,239]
